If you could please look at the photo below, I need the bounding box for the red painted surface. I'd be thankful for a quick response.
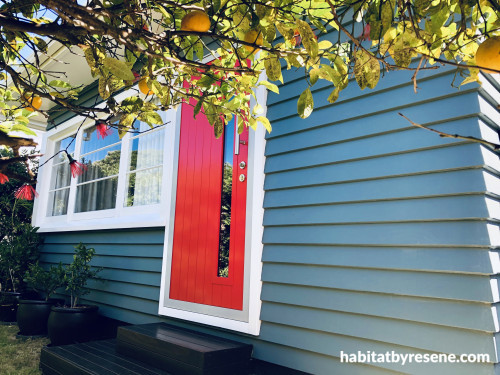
[169,95,248,310]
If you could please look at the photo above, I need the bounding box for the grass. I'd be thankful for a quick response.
[0,324,48,375]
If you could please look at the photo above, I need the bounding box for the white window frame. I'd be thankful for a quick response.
[32,88,177,232]
[158,72,268,336]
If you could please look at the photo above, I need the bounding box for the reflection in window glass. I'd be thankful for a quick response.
[75,177,118,213]
[75,125,121,213]
[47,134,76,216]
[80,124,120,155]
[125,127,165,207]
[79,144,121,183]
[47,189,70,216]
[126,167,162,206]
[218,118,234,277]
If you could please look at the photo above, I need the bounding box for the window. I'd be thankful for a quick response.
[47,135,76,216]
[34,103,175,232]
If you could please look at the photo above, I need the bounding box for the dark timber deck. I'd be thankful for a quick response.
[41,323,252,375]
[40,339,171,375]
[40,322,310,375]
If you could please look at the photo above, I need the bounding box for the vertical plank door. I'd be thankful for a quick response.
[169,97,248,310]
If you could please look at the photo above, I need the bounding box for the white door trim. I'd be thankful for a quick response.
[158,74,268,336]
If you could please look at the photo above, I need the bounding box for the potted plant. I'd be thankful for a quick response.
[16,262,65,337]
[47,243,102,345]
[0,223,41,323]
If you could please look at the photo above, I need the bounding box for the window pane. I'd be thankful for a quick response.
[80,124,120,155]
[79,144,121,183]
[47,188,70,216]
[74,177,118,213]
[125,167,162,207]
[218,118,234,277]
[53,135,76,158]
[129,129,165,171]
[50,162,71,190]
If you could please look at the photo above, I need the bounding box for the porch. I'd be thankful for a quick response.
[40,322,309,375]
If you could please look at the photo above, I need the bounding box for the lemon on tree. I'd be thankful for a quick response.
[180,10,210,32]
[138,78,153,96]
[475,36,500,74]
[243,29,263,53]
[23,95,42,112]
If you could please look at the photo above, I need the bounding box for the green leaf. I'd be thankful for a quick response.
[49,80,72,89]
[193,97,204,118]
[296,19,318,59]
[318,40,333,50]
[120,96,144,113]
[14,115,29,125]
[11,124,36,136]
[258,80,279,94]
[98,77,111,100]
[214,116,224,138]
[257,116,272,133]
[327,87,340,104]
[252,103,264,115]
[156,4,172,23]
[297,87,314,119]
[354,49,380,90]
[309,68,320,85]
[194,39,204,61]
[138,111,163,127]
[103,57,135,80]
[264,55,282,82]
[119,114,135,138]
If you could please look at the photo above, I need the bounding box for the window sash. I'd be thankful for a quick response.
[46,118,167,218]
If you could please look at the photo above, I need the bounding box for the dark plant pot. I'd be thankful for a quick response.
[16,299,64,336]
[0,292,22,323]
[47,305,99,345]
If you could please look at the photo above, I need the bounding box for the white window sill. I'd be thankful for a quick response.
[35,210,166,233]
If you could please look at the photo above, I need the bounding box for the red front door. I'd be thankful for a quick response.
[169,97,248,310]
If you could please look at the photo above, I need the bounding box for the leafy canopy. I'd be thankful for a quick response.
[0,0,499,184]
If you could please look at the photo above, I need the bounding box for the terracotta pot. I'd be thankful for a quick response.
[47,305,99,345]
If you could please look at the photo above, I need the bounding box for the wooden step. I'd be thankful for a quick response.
[116,323,252,375]
[40,339,171,375]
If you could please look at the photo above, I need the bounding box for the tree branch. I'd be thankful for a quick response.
[398,112,500,151]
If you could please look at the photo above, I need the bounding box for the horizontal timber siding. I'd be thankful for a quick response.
[253,58,500,375]
[40,42,500,375]
[40,228,165,324]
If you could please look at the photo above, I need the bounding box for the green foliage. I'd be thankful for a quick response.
[24,262,65,301]
[0,0,498,163]
[64,243,102,308]
[0,149,36,238]
[0,224,42,293]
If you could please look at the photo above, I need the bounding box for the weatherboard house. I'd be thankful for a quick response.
[30,40,500,375]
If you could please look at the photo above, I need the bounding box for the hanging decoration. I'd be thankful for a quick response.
[96,122,111,139]
[14,184,38,200]
[66,151,88,178]
[0,173,9,184]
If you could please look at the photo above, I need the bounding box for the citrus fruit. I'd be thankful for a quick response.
[24,95,42,112]
[244,29,263,53]
[475,36,500,74]
[138,78,153,96]
[180,10,211,32]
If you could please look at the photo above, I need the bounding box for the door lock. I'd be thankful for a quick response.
[239,161,246,169]
[239,174,246,182]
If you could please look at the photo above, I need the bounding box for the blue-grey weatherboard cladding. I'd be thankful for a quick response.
[41,56,500,375]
